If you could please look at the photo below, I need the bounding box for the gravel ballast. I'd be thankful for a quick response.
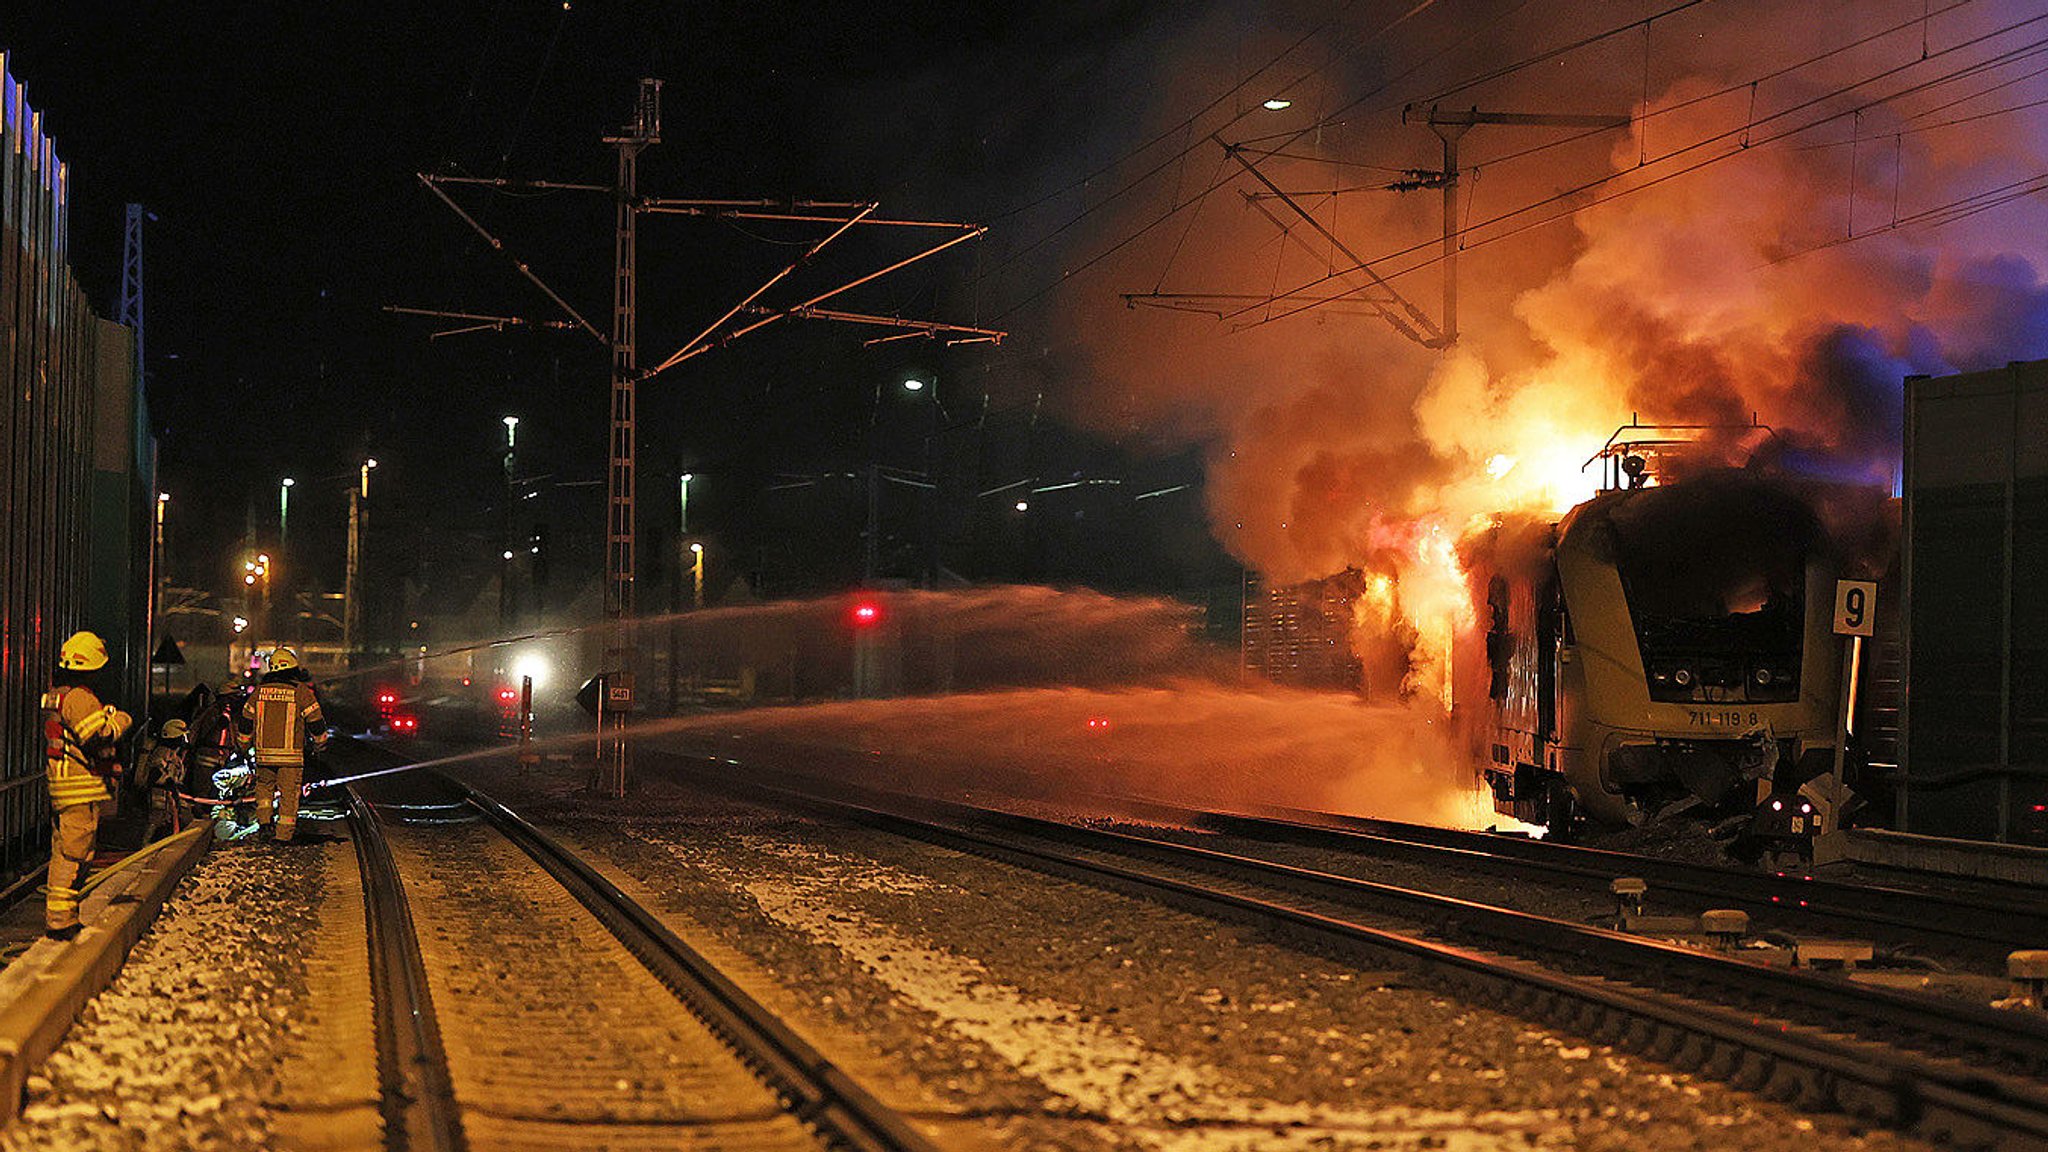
[470,764,1940,1152]
[1,838,348,1152]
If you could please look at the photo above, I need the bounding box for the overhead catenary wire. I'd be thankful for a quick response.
[1231,12,2048,332]
[992,0,1684,322]
[1456,0,2002,174]
[1764,166,2048,266]
[979,0,1483,294]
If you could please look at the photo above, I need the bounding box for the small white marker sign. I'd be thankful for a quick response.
[1833,579,1877,637]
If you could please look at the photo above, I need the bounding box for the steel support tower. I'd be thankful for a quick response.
[119,204,149,378]
[597,78,661,797]
[400,79,995,800]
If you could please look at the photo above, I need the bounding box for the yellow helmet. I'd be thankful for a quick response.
[161,719,189,741]
[265,646,301,674]
[58,631,109,672]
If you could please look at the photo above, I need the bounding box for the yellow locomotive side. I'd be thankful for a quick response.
[1477,473,1845,832]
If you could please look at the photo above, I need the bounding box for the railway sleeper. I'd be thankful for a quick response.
[671,767,2048,1150]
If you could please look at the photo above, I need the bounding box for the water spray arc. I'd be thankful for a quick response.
[391,79,1000,799]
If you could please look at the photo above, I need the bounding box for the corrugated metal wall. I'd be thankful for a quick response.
[1901,359,2048,843]
[0,55,144,881]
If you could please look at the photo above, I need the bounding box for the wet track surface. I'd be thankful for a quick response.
[455,754,1941,1152]
[0,735,2025,1150]
[383,813,823,1151]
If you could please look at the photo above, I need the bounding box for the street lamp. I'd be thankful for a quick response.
[150,487,168,660]
[502,415,519,450]
[279,476,294,564]
[901,377,941,586]
[1015,500,1030,513]
[347,458,377,669]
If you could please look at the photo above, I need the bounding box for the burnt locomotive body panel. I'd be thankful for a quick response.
[1477,475,1844,828]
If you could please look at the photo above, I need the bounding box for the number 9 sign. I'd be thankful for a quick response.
[1834,580,1877,637]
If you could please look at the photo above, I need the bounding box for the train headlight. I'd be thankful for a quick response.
[1770,799,1783,811]
[1753,668,1773,686]
[1672,667,1694,688]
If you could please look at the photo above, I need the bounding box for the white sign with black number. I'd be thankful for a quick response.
[1833,579,1878,637]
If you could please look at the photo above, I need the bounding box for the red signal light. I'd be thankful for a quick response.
[497,687,517,703]
[1086,716,1111,731]
[851,601,882,628]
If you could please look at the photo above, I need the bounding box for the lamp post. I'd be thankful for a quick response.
[278,478,294,642]
[152,493,169,681]
[502,418,519,627]
[345,458,377,670]
[904,376,941,587]
[668,473,696,712]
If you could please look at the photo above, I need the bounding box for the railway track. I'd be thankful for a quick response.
[345,779,937,1152]
[659,756,2048,1150]
[1187,803,2048,959]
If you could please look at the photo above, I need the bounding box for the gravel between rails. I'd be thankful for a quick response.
[384,818,827,1152]
[1,839,339,1152]
[468,765,1940,1152]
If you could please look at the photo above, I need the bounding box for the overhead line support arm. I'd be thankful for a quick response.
[1217,136,1446,348]
[641,225,988,381]
[416,173,608,344]
[648,204,881,378]
[1401,105,1631,344]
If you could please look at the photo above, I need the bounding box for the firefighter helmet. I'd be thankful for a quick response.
[58,631,109,672]
[161,719,189,742]
[266,647,301,675]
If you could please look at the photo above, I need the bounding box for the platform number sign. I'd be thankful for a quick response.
[1833,580,1878,637]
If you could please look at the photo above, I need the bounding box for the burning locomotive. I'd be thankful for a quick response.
[1465,426,1864,839]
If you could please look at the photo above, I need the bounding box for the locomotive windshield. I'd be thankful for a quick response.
[1606,472,1818,702]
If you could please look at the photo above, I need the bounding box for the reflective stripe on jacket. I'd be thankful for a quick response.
[41,686,128,810]
[243,681,325,766]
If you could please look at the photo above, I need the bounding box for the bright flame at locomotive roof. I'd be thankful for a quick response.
[1475,465,1880,832]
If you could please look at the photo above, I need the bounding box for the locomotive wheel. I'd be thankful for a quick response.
[1544,781,1581,842]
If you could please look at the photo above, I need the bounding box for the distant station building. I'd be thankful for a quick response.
[1240,571,1366,692]
[1900,359,2048,842]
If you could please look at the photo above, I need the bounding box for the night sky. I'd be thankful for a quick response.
[4,1,1234,617]
[23,0,2012,635]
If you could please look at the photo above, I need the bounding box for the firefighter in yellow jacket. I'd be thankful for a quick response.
[241,647,327,842]
[42,631,132,938]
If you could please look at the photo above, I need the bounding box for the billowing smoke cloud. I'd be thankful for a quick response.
[1058,0,2048,698]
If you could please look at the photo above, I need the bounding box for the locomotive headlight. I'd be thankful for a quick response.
[1771,799,1783,811]
[1754,668,1773,686]
[1672,667,1694,688]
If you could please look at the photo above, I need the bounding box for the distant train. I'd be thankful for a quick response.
[1464,435,1871,842]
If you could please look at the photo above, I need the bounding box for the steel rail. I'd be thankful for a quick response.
[979,806,2048,1076]
[446,777,941,1152]
[347,788,467,1152]
[1203,804,2048,955]
[659,760,2048,1149]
